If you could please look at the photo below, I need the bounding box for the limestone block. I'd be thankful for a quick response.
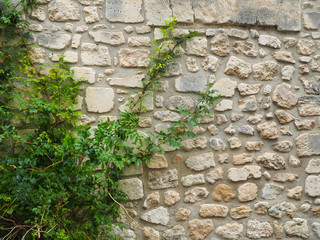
[238,95,257,112]
[284,218,309,239]
[238,183,258,202]
[107,74,144,88]
[186,36,207,57]
[30,6,46,21]
[210,34,230,57]
[199,204,229,218]
[247,219,273,239]
[171,0,194,23]
[83,6,99,23]
[257,121,278,139]
[148,153,168,169]
[297,39,316,56]
[298,96,320,116]
[233,41,257,57]
[224,56,252,79]
[185,152,214,171]
[175,75,207,93]
[296,133,320,157]
[305,159,320,174]
[257,152,285,170]
[201,55,221,72]
[212,78,237,98]
[81,43,111,66]
[230,205,252,220]
[228,166,261,182]
[48,0,81,21]
[119,48,150,68]
[268,201,296,218]
[184,187,209,203]
[118,178,143,200]
[143,192,160,209]
[303,12,320,30]
[128,37,151,47]
[89,31,125,46]
[252,61,279,81]
[85,87,114,113]
[164,190,180,206]
[181,174,205,187]
[73,67,95,84]
[262,183,284,200]
[105,0,143,23]
[206,168,223,184]
[145,0,172,26]
[258,35,281,48]
[188,219,214,240]
[272,51,295,64]
[148,169,178,190]
[38,33,71,50]
[176,208,191,221]
[163,225,186,239]
[216,222,243,240]
[140,207,169,226]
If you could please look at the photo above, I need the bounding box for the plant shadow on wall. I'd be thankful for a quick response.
[0,1,220,238]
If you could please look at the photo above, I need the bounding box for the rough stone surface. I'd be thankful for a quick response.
[284,218,309,239]
[206,167,223,184]
[297,39,315,56]
[233,41,257,57]
[262,183,284,200]
[239,95,257,112]
[108,74,144,88]
[199,204,228,218]
[140,207,169,226]
[85,87,114,113]
[175,75,207,93]
[181,174,205,187]
[247,219,273,239]
[38,33,71,50]
[201,55,221,72]
[148,153,168,169]
[238,183,258,202]
[163,225,186,240]
[254,202,270,215]
[272,83,298,109]
[164,190,180,206]
[185,152,214,171]
[145,0,172,26]
[257,152,285,170]
[184,187,209,203]
[268,201,296,218]
[106,0,143,23]
[118,178,143,200]
[258,35,281,49]
[237,83,261,96]
[176,208,191,221]
[296,133,320,157]
[148,169,178,190]
[275,110,295,124]
[186,36,207,57]
[212,78,237,97]
[81,43,111,66]
[215,222,243,240]
[287,186,303,200]
[143,192,160,209]
[224,56,252,79]
[119,48,150,68]
[228,166,261,182]
[230,205,252,220]
[271,140,293,153]
[212,184,235,202]
[232,153,254,165]
[281,65,295,81]
[272,51,295,64]
[252,61,279,81]
[89,31,125,46]
[298,96,320,116]
[48,0,80,22]
[188,219,214,240]
[257,121,278,139]
[165,95,194,112]
[210,34,230,57]
[182,137,207,152]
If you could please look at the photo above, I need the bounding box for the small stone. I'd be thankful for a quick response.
[299,64,309,74]
[184,187,209,203]
[163,225,186,240]
[271,140,293,153]
[201,55,221,72]
[231,113,243,122]
[216,114,228,125]
[76,25,88,33]
[237,83,261,96]
[232,153,254,165]
[280,125,293,136]
[186,58,199,73]
[250,29,259,39]
[239,96,257,112]
[206,167,223,184]
[148,153,168,169]
[224,124,235,135]
[238,125,255,136]
[268,201,296,218]
[272,51,295,64]
[274,173,298,183]
[289,155,301,168]
[262,183,284,200]
[210,138,227,151]
[148,169,178,190]
[140,207,169,226]
[208,124,219,136]
[210,34,229,57]
[143,192,160,209]
[81,43,111,66]
[258,48,267,58]
[263,171,271,181]
[230,205,252,219]
[295,119,315,130]
[275,110,295,124]
[181,174,205,187]
[257,121,278,139]
[212,184,235,202]
[215,222,243,240]
[164,190,180,206]
[274,221,285,239]
[297,39,315,56]
[287,186,303,200]
[247,219,273,239]
[186,36,207,57]
[118,178,144,200]
[188,219,214,240]
[182,137,207,152]
[283,37,297,48]
[176,208,191,221]
[245,141,263,151]
[238,183,258,202]
[252,61,279,81]
[228,137,242,149]
[254,202,270,215]
[281,65,295,81]
[212,78,237,98]
[257,152,285,170]
[305,158,320,174]
[247,114,263,124]
[258,35,281,48]
[259,96,272,110]
[218,153,229,164]
[272,83,298,109]
[284,218,309,239]
[233,41,257,57]
[199,204,228,218]
[118,48,150,68]
[224,56,252,79]
[153,111,180,122]
[165,95,194,112]
[228,166,261,182]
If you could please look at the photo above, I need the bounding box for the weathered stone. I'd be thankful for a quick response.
[120,92,153,112]
[224,56,252,79]
[207,124,219,136]
[275,110,295,124]
[81,43,111,66]
[210,34,229,57]
[212,78,237,98]
[112,226,136,240]
[230,205,252,220]
[71,34,81,49]
[268,201,296,218]
[164,190,180,206]
[295,119,315,130]
[127,36,151,47]
[184,187,209,203]
[228,166,261,182]
[215,99,233,111]
[274,173,298,183]
[259,96,271,110]
[212,184,235,202]
[106,0,143,23]
[231,113,243,122]
[140,207,169,226]
[257,121,278,139]
[143,192,160,209]
[252,61,279,81]
[30,6,46,21]
[297,39,315,56]
[313,222,320,238]
[163,225,186,240]
[206,167,223,184]
[185,152,214,171]
[237,83,261,96]
[232,153,254,165]
[199,204,228,218]
[258,35,281,49]
[233,41,257,57]
[257,152,285,170]
[283,37,297,48]
[238,125,255,136]
[201,55,221,72]
[176,208,191,221]
[188,219,213,240]
[118,178,143,200]
[186,36,207,57]
[136,26,151,34]
[181,174,205,187]
[262,183,284,200]
[38,33,71,50]
[153,111,181,122]
[245,141,263,151]
[118,48,150,68]
[247,219,273,239]
[296,133,320,157]
[121,163,143,176]
[83,6,99,23]
[303,12,320,29]
[216,114,227,125]
[85,87,114,113]
[224,124,235,135]
[165,95,194,112]
[215,222,243,240]
[171,0,193,23]
[76,25,88,33]
[210,138,227,151]
[272,83,298,109]
[182,137,207,152]
[287,186,303,200]
[247,114,263,124]
[305,158,320,174]
[272,51,295,64]
[281,65,295,81]
[238,183,258,202]
[284,218,309,239]
[298,96,320,116]
[175,75,207,93]
[89,31,125,46]
[145,0,172,25]
[107,74,143,88]
[280,125,292,136]
[143,227,160,240]
[271,140,293,153]
[164,63,182,77]
[148,169,178,190]
[48,0,80,21]
[254,202,270,215]
[186,58,199,73]
[239,95,257,112]
[230,29,248,39]
[148,153,168,169]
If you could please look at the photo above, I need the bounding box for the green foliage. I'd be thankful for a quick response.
[0,3,220,239]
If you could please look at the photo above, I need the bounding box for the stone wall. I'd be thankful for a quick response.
[28,0,320,239]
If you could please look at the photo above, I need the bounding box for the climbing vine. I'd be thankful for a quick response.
[0,1,220,238]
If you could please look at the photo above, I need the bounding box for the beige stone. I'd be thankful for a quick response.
[295,133,320,157]
[201,55,221,72]
[257,121,278,139]
[48,0,81,21]
[199,204,229,218]
[186,36,207,57]
[83,6,99,23]
[81,43,111,66]
[184,187,209,203]
[140,207,169,226]
[272,51,295,63]
[186,58,199,73]
[164,190,180,206]
[271,140,293,153]
[233,41,257,57]
[258,35,281,48]
[238,183,258,202]
[212,78,237,98]
[128,36,151,47]
[252,61,279,81]
[85,87,114,113]
[171,0,194,23]
[212,184,235,202]
[216,222,244,240]
[237,83,261,96]
[272,83,298,109]
[224,56,252,79]
[257,152,285,170]
[118,48,150,68]
[106,0,144,23]
[210,34,229,57]
[239,95,257,112]
[148,153,168,169]
[228,166,261,182]
[247,219,273,238]
[118,178,143,200]
[188,219,214,240]
[232,153,254,165]
[108,74,144,88]
[228,137,242,149]
[254,202,270,215]
[30,6,46,21]
[275,109,295,124]
[297,39,315,55]
[287,186,303,200]
[143,227,160,240]
[176,208,191,221]
[181,174,205,187]
[206,167,223,184]
[294,119,315,130]
[89,31,125,46]
[143,192,160,209]
[182,137,207,152]
[230,205,252,219]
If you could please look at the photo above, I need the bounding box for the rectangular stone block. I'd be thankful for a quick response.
[296,133,320,157]
[145,0,172,26]
[81,43,111,66]
[298,96,320,116]
[106,0,144,23]
[85,87,114,113]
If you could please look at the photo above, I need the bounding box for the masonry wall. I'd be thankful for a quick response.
[28,0,320,239]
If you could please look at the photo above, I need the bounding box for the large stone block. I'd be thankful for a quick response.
[48,0,80,22]
[89,31,125,46]
[145,0,172,26]
[148,169,179,189]
[38,33,71,50]
[81,43,111,66]
[175,75,207,93]
[73,67,95,84]
[119,48,150,68]
[105,0,143,23]
[85,87,114,113]
[118,177,143,200]
[295,133,320,157]
[171,0,194,23]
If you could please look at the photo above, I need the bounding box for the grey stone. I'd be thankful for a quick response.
[106,0,143,23]
[112,226,136,240]
[300,77,320,95]
[271,140,293,153]
[283,37,297,48]
[247,219,273,239]
[164,63,183,77]
[284,218,309,239]
[140,207,169,226]
[268,201,296,218]
[238,125,255,135]
[298,96,320,116]
[294,119,315,130]
[89,31,125,46]
[163,225,186,240]
[48,0,80,22]
[305,159,320,174]
[185,152,215,171]
[296,133,320,157]
[312,222,320,238]
[175,75,207,93]
[215,222,243,240]
[38,33,71,50]
[165,95,194,112]
[258,35,281,48]
[184,187,209,203]
[148,169,179,190]
[210,138,227,151]
[303,12,320,30]
[145,0,172,26]
[181,174,205,187]
[262,183,284,200]
[257,152,285,170]
[118,178,143,200]
[118,48,150,68]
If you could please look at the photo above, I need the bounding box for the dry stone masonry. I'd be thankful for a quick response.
[29,0,320,239]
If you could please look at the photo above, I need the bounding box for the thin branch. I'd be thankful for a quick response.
[21,226,35,240]
[1,198,16,218]
[26,160,63,173]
